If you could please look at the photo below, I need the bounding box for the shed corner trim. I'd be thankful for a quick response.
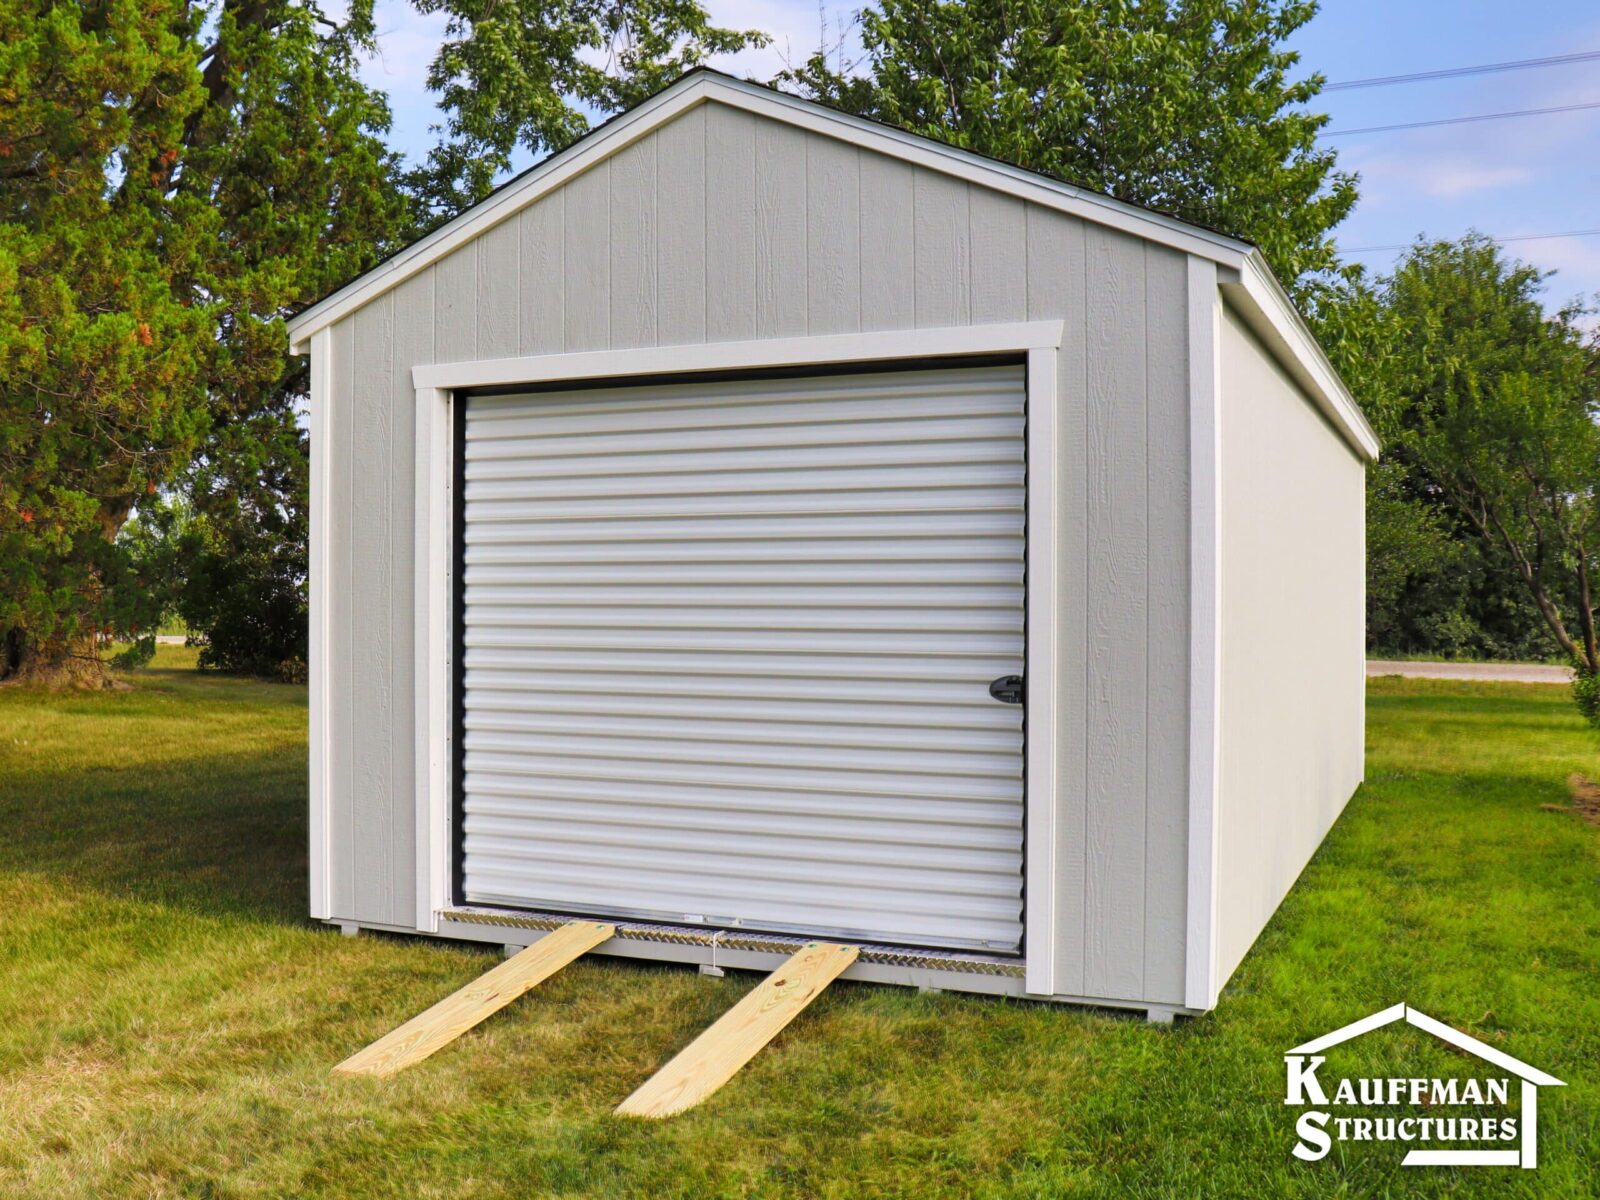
[1184,256,1222,1013]
[307,325,334,921]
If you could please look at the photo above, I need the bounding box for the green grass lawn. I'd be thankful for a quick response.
[1,650,1596,1198]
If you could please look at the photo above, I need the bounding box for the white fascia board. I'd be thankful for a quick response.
[286,72,1252,354]
[1223,253,1380,463]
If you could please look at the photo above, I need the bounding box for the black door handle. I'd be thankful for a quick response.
[988,675,1024,704]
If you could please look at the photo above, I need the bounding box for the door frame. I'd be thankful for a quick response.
[409,321,1064,995]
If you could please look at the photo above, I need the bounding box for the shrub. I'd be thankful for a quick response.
[1574,657,1600,730]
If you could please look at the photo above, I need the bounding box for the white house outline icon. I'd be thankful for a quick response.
[1285,1002,1565,1168]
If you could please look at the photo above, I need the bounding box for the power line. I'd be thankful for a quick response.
[1340,229,1600,255]
[1321,99,1600,137]
[1325,49,1600,91]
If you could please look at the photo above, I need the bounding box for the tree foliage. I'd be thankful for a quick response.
[780,0,1355,289]
[0,0,408,685]
[129,401,309,679]
[1372,236,1600,691]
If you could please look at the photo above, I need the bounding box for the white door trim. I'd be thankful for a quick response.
[413,383,452,932]
[409,322,1064,988]
[411,322,1065,391]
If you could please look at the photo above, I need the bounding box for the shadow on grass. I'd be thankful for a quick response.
[0,746,307,926]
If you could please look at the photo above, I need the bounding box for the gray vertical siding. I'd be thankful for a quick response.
[754,119,808,338]
[321,100,1193,1001]
[609,136,657,348]
[1083,229,1149,1001]
[387,271,430,927]
[326,275,432,929]
[858,154,915,329]
[656,105,706,346]
[476,220,520,358]
[913,170,971,328]
[1142,246,1191,1004]
[351,297,392,925]
[970,190,1026,324]
[563,161,610,351]
[518,194,563,355]
[804,137,860,335]
[705,105,756,342]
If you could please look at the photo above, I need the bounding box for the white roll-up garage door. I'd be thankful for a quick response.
[459,364,1026,952]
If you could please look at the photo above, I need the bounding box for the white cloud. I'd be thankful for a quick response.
[1521,235,1600,306]
[1351,155,1534,202]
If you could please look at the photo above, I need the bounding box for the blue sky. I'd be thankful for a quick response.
[357,0,1600,308]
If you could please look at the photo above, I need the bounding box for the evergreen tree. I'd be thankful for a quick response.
[0,0,408,685]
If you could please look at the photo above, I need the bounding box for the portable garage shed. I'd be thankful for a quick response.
[287,69,1377,1021]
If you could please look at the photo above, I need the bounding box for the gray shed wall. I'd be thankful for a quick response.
[321,99,1193,1005]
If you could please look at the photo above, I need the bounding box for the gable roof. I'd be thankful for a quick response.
[286,69,1378,460]
[1286,1002,1564,1087]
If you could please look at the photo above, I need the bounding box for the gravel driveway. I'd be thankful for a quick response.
[1366,660,1573,684]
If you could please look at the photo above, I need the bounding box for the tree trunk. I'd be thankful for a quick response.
[0,491,140,689]
[0,633,121,691]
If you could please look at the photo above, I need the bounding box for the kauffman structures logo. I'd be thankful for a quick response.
[1285,1003,1564,1168]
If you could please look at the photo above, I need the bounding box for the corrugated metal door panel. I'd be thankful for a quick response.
[460,365,1026,951]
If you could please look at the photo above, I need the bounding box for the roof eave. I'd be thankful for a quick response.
[1221,251,1380,462]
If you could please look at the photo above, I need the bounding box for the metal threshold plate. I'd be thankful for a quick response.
[439,906,1027,978]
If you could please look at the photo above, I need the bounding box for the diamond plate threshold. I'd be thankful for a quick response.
[440,906,1027,978]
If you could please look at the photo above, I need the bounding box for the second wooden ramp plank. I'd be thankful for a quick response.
[616,941,859,1119]
[333,920,614,1078]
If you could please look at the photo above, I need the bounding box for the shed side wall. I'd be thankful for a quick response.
[320,99,1192,1005]
[1214,300,1365,989]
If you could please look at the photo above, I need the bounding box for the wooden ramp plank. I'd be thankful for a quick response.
[333,921,614,1078]
[616,941,859,1119]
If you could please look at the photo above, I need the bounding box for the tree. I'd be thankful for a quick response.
[1363,461,1463,643]
[128,401,309,679]
[1376,236,1600,695]
[0,0,408,687]
[780,0,1355,289]
[409,0,768,217]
